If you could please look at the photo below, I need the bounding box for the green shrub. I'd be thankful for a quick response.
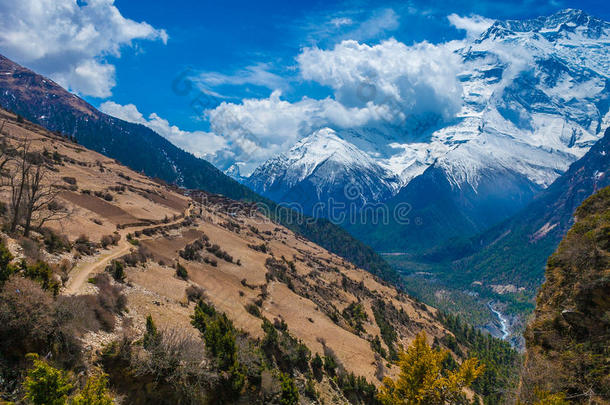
[23,260,60,294]
[105,260,125,282]
[279,372,299,405]
[176,263,188,280]
[71,371,113,405]
[23,353,72,405]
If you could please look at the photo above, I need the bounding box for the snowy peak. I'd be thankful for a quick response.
[224,164,246,183]
[482,9,610,41]
[283,128,385,181]
[246,128,401,212]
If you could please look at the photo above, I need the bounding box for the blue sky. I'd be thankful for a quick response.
[107,0,610,132]
[0,0,608,173]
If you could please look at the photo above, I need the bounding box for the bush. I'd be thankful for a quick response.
[99,233,120,249]
[94,273,127,319]
[23,353,73,405]
[245,303,261,318]
[191,301,238,371]
[61,176,77,185]
[23,260,61,294]
[248,243,268,253]
[105,260,125,282]
[0,277,54,360]
[0,239,16,285]
[311,353,323,380]
[20,237,42,261]
[120,245,151,267]
[176,262,188,280]
[100,235,113,249]
[74,235,98,256]
[206,244,233,263]
[185,285,205,302]
[71,371,113,405]
[304,378,317,400]
[58,274,125,334]
[41,228,71,253]
[279,372,299,405]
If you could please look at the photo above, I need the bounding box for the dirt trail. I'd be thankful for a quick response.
[63,204,192,295]
[64,241,131,294]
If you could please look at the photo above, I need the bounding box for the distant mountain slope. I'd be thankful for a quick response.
[346,150,544,252]
[452,126,609,291]
[0,54,247,199]
[520,186,610,403]
[0,54,398,284]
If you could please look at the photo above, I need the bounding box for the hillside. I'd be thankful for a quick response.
[0,53,397,285]
[520,186,610,404]
[0,108,515,403]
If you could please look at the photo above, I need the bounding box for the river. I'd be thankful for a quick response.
[489,302,510,340]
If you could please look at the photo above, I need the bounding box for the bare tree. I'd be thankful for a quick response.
[22,158,70,236]
[8,138,32,233]
[7,137,70,236]
[0,120,11,175]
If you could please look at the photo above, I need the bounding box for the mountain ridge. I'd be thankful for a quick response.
[0,53,398,284]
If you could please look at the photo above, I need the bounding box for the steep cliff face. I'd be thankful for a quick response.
[521,186,610,403]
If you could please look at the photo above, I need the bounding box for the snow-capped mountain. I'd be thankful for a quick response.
[246,128,401,212]
[247,9,610,250]
[225,164,246,183]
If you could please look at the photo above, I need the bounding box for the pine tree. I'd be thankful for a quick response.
[142,314,160,349]
[377,332,484,405]
[23,354,72,405]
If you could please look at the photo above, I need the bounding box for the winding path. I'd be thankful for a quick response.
[63,204,193,295]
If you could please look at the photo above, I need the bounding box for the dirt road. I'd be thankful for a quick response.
[63,204,193,295]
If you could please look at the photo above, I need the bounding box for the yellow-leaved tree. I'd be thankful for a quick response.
[377,332,484,405]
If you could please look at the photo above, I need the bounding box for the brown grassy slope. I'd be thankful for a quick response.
[0,107,455,384]
[521,186,610,404]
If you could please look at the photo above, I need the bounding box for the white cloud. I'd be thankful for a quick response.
[298,38,464,120]
[345,9,400,41]
[204,37,466,173]
[448,14,495,39]
[198,63,289,91]
[100,101,227,160]
[330,17,353,27]
[0,0,167,97]
[206,90,393,174]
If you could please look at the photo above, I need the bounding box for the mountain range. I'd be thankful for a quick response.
[246,9,610,253]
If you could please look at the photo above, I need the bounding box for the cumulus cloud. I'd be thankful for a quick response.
[448,13,495,38]
[0,0,167,97]
[205,37,466,172]
[206,90,396,173]
[298,38,464,120]
[100,101,227,160]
